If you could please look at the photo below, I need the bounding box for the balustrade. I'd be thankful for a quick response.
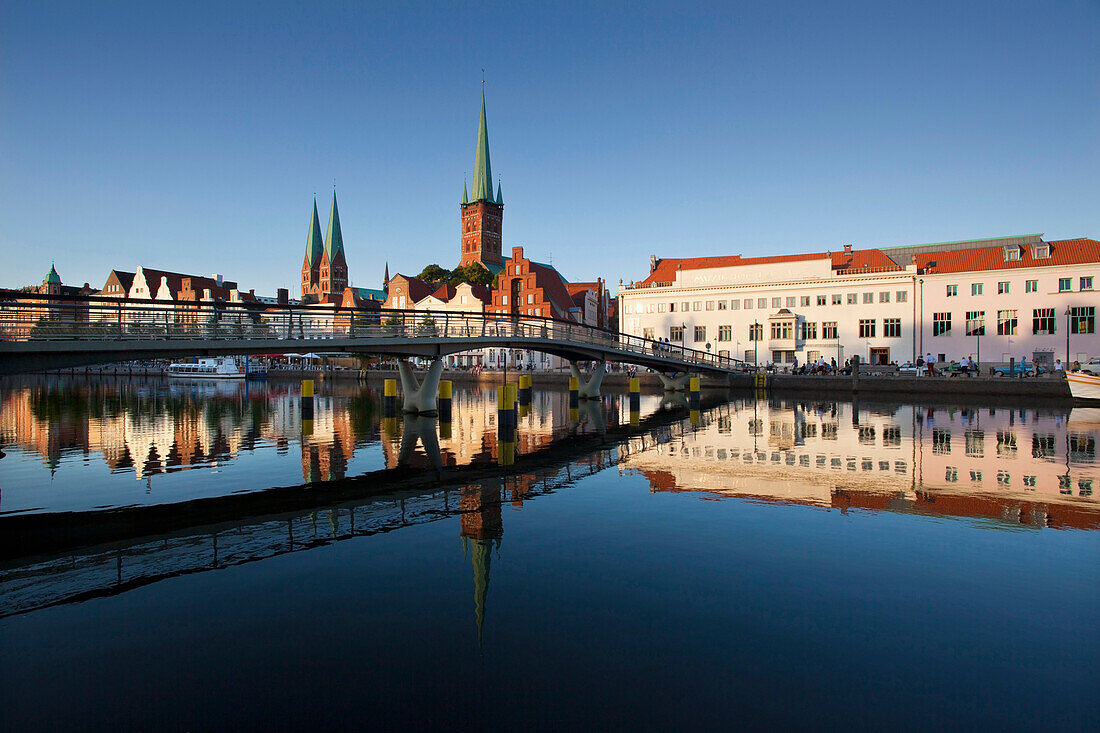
[0,293,745,372]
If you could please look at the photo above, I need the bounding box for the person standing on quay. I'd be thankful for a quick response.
[925,353,936,377]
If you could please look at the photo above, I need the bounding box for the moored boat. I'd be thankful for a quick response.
[166,357,245,379]
[1065,371,1100,402]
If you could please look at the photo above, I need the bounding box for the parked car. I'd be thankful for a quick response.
[992,363,1047,377]
[897,361,919,375]
[1078,357,1100,375]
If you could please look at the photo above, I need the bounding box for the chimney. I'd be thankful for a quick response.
[210,274,223,287]
[650,255,658,273]
[277,288,288,305]
[249,289,255,296]
[843,244,853,255]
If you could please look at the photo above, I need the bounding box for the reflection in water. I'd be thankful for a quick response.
[0,380,1096,730]
[460,482,504,647]
[0,376,638,515]
[620,399,1099,530]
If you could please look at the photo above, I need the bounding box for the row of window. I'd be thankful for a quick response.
[664,320,903,343]
[626,275,1096,314]
[626,290,910,314]
[946,276,1093,297]
[932,307,1096,337]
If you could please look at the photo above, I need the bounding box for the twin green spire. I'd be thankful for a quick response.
[305,193,344,266]
[465,90,502,205]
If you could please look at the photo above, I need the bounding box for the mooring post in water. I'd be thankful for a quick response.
[629,375,641,427]
[688,376,700,410]
[569,376,579,409]
[301,379,314,419]
[505,382,518,439]
[851,354,861,393]
[383,378,397,418]
[518,374,532,407]
[438,380,452,423]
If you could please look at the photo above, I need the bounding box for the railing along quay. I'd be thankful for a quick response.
[0,291,747,373]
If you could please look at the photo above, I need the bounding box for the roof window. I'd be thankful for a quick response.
[1032,244,1050,260]
[1004,247,1021,261]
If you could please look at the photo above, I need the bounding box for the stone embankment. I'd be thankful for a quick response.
[43,365,1073,398]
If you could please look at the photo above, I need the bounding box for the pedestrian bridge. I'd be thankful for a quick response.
[0,293,747,389]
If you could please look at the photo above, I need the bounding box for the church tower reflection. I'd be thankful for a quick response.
[459,481,503,647]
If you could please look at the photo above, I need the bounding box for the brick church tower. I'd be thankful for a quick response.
[301,193,348,299]
[319,193,348,295]
[460,91,504,269]
[301,198,323,298]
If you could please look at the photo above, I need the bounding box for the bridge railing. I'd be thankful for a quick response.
[0,292,747,372]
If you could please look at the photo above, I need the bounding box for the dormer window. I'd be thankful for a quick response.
[1004,247,1020,261]
[1032,244,1050,260]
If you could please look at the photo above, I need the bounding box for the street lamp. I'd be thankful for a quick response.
[1065,307,1072,364]
[753,321,760,368]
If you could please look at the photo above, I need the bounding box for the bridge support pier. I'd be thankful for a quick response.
[397,358,445,413]
[569,361,606,400]
[657,372,692,392]
[398,414,444,471]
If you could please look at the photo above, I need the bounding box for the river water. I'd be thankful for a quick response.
[0,375,1097,730]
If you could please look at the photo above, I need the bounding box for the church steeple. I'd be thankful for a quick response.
[324,192,344,262]
[459,89,504,269]
[472,91,494,203]
[305,199,323,268]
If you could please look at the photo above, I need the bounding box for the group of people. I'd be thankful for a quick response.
[789,357,838,375]
[651,338,679,355]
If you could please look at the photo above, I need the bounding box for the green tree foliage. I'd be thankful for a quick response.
[417,264,451,282]
[447,263,494,287]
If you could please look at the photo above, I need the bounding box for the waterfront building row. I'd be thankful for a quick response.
[618,235,1099,368]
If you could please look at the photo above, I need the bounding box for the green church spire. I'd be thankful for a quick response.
[472,91,494,203]
[325,192,344,261]
[304,199,324,267]
[44,263,61,284]
[495,181,503,205]
[462,180,469,205]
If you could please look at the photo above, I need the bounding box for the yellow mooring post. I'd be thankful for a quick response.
[383,378,397,417]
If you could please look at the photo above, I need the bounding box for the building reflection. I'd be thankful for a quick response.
[621,400,1099,530]
[459,481,504,647]
[0,377,603,499]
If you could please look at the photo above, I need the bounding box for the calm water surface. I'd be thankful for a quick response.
[0,375,1097,730]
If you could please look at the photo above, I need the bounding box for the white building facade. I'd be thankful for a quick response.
[618,235,1098,368]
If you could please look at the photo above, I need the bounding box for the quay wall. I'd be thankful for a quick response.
[39,365,1074,399]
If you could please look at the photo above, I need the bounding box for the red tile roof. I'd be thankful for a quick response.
[830,248,902,273]
[430,284,457,302]
[914,238,1100,274]
[566,281,601,297]
[529,261,577,316]
[640,252,830,286]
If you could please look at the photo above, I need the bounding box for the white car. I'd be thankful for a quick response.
[1079,357,1100,375]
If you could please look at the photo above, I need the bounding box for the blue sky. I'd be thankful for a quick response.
[2,0,1097,294]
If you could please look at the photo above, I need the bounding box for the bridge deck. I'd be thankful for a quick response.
[0,293,748,376]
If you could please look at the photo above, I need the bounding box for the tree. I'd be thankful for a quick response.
[447,263,494,287]
[417,264,451,283]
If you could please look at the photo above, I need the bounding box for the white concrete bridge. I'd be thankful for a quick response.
[0,293,747,398]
